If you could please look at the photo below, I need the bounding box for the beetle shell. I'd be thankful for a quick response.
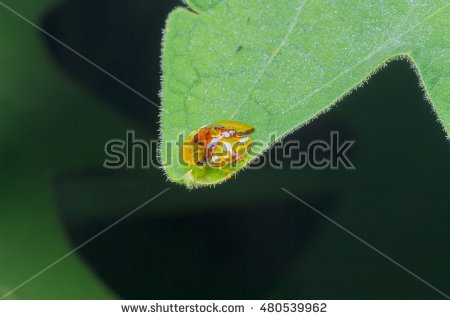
[182,121,255,168]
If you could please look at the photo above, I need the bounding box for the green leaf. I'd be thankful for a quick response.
[186,0,223,13]
[0,0,135,298]
[160,0,449,187]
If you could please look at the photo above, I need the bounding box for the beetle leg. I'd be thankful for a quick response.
[218,166,231,179]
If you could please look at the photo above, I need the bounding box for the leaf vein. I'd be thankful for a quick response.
[285,2,449,113]
[230,0,308,119]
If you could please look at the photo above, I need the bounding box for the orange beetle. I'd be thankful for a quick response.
[182,121,255,178]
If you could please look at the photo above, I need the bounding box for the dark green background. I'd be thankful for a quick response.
[36,0,449,299]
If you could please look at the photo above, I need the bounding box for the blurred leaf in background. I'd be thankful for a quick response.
[0,0,139,299]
